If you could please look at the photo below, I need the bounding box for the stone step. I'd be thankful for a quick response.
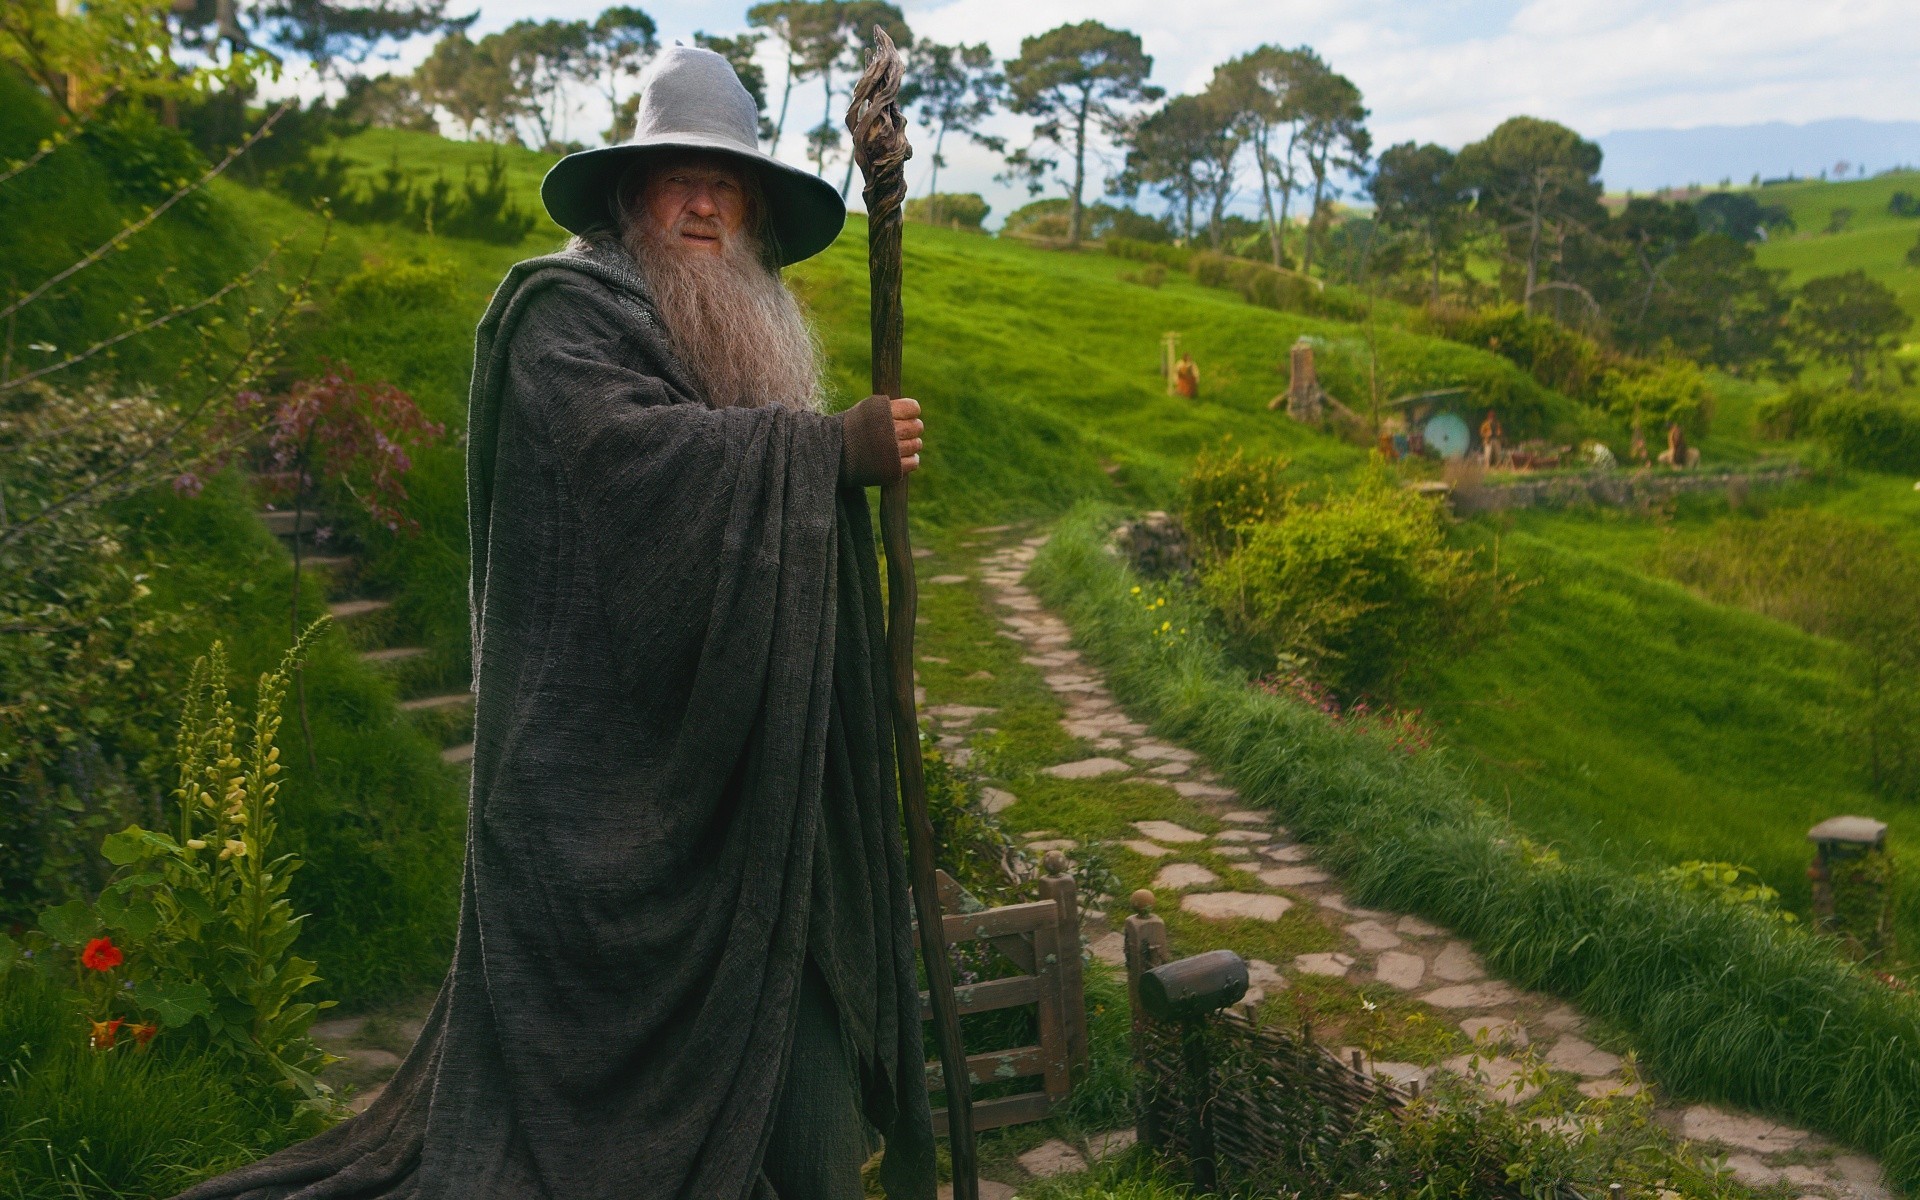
[328,598,391,620]
[440,742,475,765]
[298,554,357,573]
[399,692,473,713]
[257,509,319,537]
[360,646,428,666]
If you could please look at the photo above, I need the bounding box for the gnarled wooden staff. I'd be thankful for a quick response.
[847,27,978,1200]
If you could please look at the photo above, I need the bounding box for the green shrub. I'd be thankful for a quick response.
[1105,236,1191,270]
[1755,382,1835,439]
[24,631,336,1098]
[1809,390,1920,473]
[905,192,989,230]
[1178,441,1299,564]
[332,257,462,317]
[1596,354,1714,439]
[1196,465,1509,695]
[1426,303,1608,401]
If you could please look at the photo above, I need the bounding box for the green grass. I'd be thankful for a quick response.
[1750,169,1920,329]
[1027,502,1920,1191]
[0,968,325,1198]
[1404,483,1920,952]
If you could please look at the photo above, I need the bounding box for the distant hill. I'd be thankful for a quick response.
[1598,118,1920,192]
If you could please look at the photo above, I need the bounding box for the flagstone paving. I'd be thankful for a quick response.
[944,528,1895,1199]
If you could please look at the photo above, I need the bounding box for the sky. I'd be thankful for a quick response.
[272,0,1920,222]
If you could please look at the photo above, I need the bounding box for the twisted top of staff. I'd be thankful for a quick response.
[846,26,912,220]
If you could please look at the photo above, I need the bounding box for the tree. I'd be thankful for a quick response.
[1189,84,1244,250]
[1370,141,1472,300]
[1610,196,1698,336]
[1112,95,1215,241]
[416,30,523,142]
[1792,270,1913,388]
[1003,20,1160,246]
[747,1,828,154]
[582,6,656,144]
[336,72,436,131]
[255,0,474,84]
[903,41,1003,222]
[1640,234,1790,373]
[494,18,591,151]
[1212,45,1319,269]
[1457,116,1605,313]
[1293,64,1368,276]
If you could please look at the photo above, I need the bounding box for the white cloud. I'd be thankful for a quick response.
[260,1,1920,221]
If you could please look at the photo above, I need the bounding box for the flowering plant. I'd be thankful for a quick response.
[24,626,336,1099]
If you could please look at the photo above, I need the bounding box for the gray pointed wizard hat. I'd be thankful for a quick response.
[540,45,846,266]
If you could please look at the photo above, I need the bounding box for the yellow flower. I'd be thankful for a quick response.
[219,838,248,860]
[185,838,207,850]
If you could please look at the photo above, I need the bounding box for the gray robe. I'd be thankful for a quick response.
[173,239,937,1200]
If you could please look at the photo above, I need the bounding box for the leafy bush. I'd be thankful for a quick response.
[1754,381,1834,439]
[905,192,989,230]
[1425,302,1608,400]
[1809,390,1920,474]
[0,383,202,917]
[1106,236,1191,270]
[1596,354,1714,438]
[78,103,213,215]
[20,631,337,1098]
[1195,463,1510,696]
[1178,440,1298,564]
[277,145,537,244]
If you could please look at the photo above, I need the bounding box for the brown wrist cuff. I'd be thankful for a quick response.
[838,392,902,488]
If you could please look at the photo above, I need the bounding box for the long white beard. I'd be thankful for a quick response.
[616,219,827,413]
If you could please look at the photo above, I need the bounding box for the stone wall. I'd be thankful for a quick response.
[1446,463,1806,516]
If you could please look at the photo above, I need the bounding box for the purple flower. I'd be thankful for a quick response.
[172,472,204,498]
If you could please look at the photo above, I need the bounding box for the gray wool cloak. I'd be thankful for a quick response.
[172,238,938,1200]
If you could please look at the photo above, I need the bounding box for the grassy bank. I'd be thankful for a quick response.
[0,80,464,1007]
[1028,503,1920,1190]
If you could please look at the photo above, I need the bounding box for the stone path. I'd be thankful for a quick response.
[946,529,1893,1200]
[256,500,476,768]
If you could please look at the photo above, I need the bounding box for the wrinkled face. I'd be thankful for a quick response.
[632,152,751,257]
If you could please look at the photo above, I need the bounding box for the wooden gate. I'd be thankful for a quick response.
[915,855,1088,1133]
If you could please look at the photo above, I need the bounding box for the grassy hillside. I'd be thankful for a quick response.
[1417,503,1900,919]
[1751,168,1920,330]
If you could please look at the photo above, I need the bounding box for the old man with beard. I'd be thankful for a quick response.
[173,46,937,1200]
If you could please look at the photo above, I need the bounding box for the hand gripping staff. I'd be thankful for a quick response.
[846,28,979,1200]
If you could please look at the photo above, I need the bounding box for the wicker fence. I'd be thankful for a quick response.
[1123,892,1413,1193]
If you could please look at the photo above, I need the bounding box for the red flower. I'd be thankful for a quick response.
[80,936,123,971]
[129,1021,159,1046]
[89,1018,125,1049]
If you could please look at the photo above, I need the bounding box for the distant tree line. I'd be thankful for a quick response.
[54,0,1908,398]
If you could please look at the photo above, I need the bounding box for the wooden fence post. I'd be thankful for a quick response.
[1035,850,1087,1075]
[1123,888,1170,1150]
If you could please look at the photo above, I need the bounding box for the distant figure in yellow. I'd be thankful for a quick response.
[1174,352,1199,398]
[1479,408,1503,467]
